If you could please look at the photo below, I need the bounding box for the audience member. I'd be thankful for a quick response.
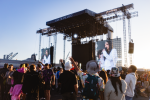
[143,72,149,89]
[11,64,27,100]
[37,64,45,99]
[104,67,127,100]
[59,61,78,100]
[53,68,58,89]
[57,67,63,93]
[60,59,65,72]
[125,65,137,100]
[99,70,108,85]
[22,64,40,100]
[70,57,104,100]
[0,63,9,100]
[120,70,126,79]
[3,64,14,100]
[43,63,55,100]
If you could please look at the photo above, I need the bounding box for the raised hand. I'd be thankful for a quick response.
[69,57,79,72]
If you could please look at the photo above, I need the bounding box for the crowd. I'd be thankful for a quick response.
[0,57,148,100]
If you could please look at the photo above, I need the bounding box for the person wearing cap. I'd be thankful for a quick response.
[69,57,104,100]
[104,67,127,100]
[58,61,78,100]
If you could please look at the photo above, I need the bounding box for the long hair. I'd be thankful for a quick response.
[105,40,113,55]
[99,71,108,84]
[110,77,123,96]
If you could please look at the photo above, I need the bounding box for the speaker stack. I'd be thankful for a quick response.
[128,42,134,54]
[72,40,95,70]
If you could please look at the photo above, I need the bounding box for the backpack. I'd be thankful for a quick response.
[82,74,99,99]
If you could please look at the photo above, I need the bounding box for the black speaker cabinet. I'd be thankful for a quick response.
[72,40,95,70]
[128,42,134,54]
[50,46,54,66]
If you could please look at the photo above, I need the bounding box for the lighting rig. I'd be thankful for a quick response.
[95,3,138,66]
[37,9,113,43]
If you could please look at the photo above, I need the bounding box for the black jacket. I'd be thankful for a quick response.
[22,71,40,94]
[0,68,8,84]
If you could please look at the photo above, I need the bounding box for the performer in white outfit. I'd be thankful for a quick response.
[100,40,117,72]
[42,50,51,64]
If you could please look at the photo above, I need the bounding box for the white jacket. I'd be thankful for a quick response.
[101,48,117,70]
[125,72,136,97]
[42,55,51,64]
[104,79,127,100]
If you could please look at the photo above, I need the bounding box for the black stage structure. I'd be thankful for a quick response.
[46,9,113,37]
[37,9,113,70]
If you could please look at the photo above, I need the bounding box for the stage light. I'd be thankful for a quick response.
[74,34,78,38]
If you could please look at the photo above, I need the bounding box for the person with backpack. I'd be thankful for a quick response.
[22,64,40,100]
[70,57,104,100]
[58,61,78,100]
[104,67,127,100]
[43,63,55,100]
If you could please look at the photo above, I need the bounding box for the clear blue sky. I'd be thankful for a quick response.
[0,0,150,68]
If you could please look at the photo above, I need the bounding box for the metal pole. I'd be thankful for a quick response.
[39,34,42,61]
[63,36,66,63]
[54,33,57,64]
[128,19,132,65]
[49,36,51,64]
[123,15,128,67]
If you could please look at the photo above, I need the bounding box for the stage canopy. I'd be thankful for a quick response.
[46,9,113,38]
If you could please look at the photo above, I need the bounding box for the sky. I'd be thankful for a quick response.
[0,0,150,68]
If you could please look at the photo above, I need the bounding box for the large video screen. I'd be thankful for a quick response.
[41,48,51,64]
[96,38,122,71]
